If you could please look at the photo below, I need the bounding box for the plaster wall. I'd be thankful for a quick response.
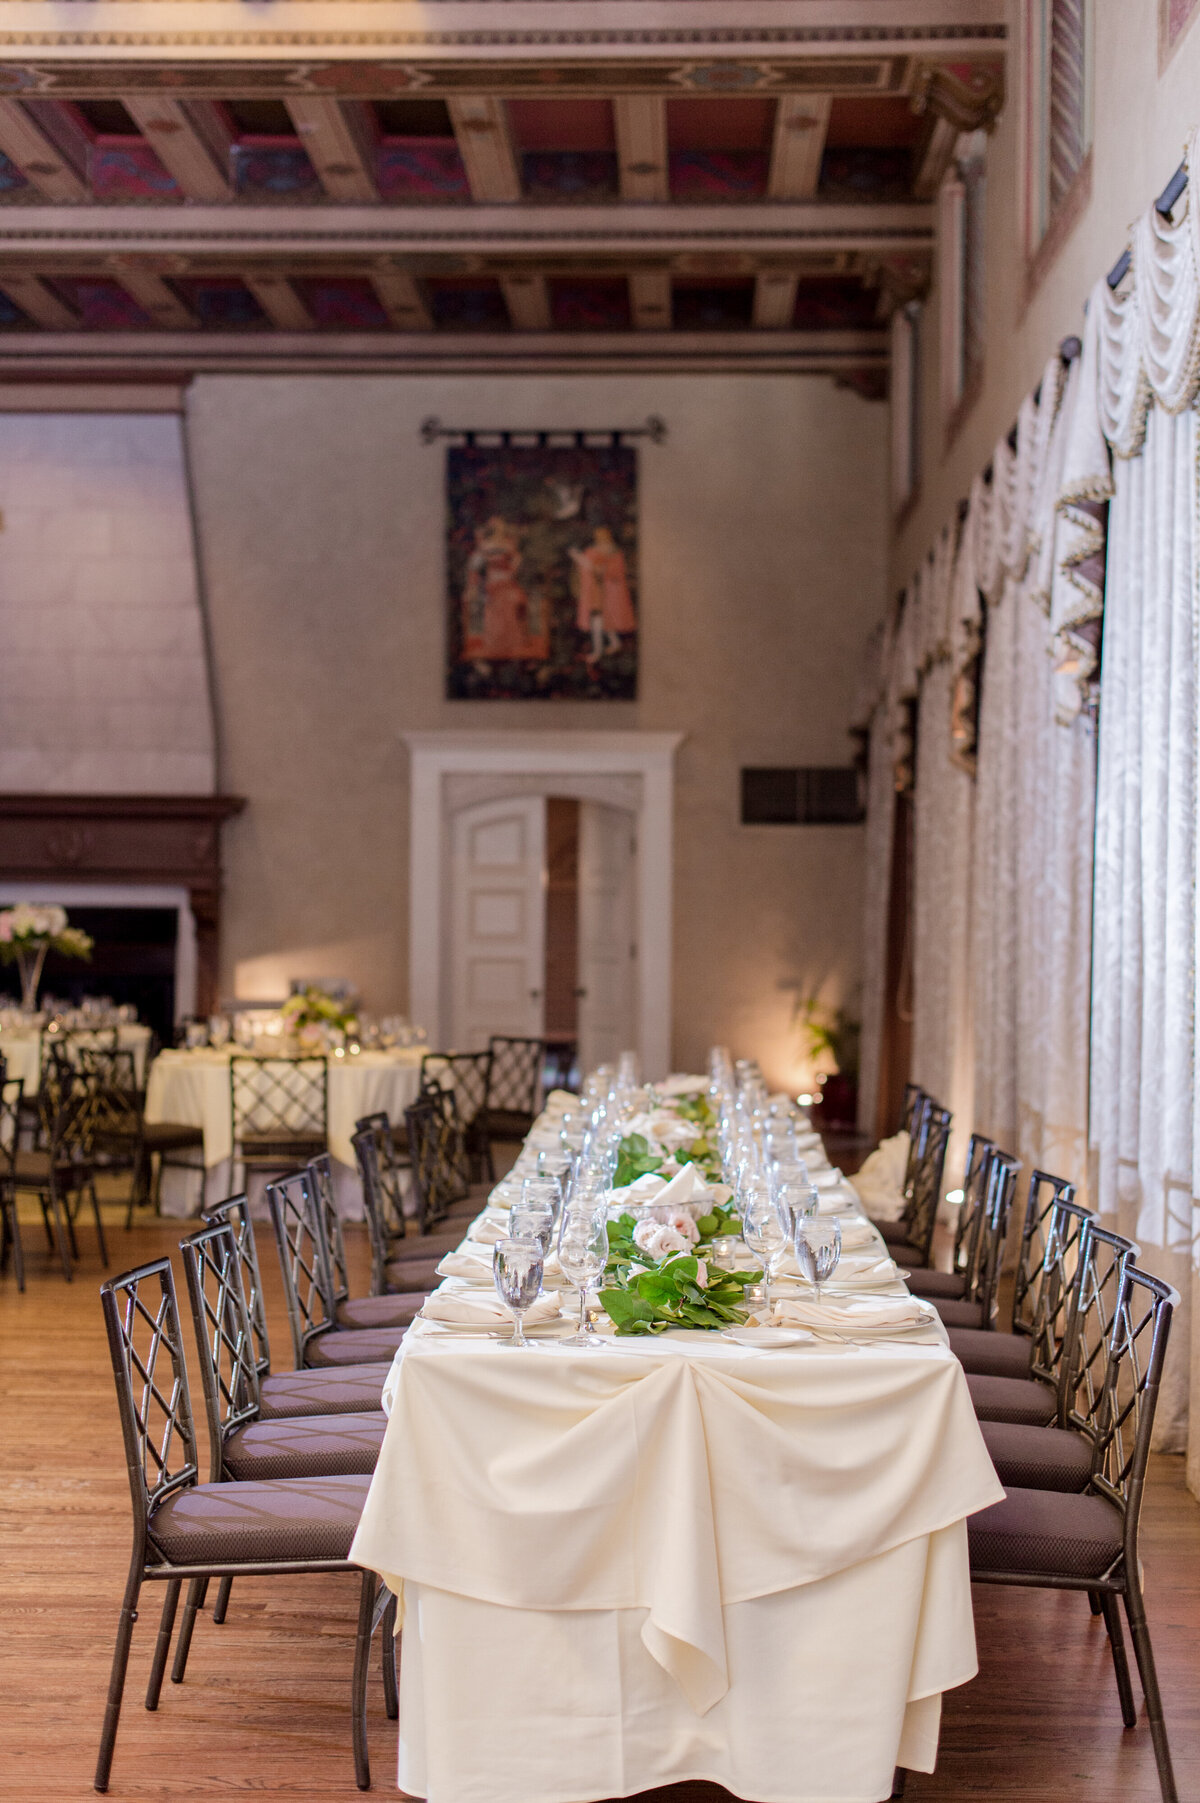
[184,372,887,1085]
[0,411,214,793]
[894,0,1200,580]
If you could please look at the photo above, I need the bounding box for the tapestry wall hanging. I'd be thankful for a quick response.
[446,442,638,699]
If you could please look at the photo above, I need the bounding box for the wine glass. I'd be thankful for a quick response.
[557,1205,610,1346]
[794,1217,842,1306]
[509,1200,555,1255]
[493,1237,544,1347]
[740,1179,787,1310]
[773,1174,818,1245]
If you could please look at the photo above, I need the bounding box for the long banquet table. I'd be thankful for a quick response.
[350,1098,1004,1803]
[143,1043,424,1217]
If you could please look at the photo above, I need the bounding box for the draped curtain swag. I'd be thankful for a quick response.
[857,125,1200,1489]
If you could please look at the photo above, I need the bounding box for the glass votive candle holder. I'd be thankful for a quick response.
[742,1278,769,1318]
[710,1235,739,1271]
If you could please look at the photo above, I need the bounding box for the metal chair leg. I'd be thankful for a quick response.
[145,1580,181,1711]
[1099,1592,1136,1727]
[890,1769,907,1798]
[1088,1588,1103,1616]
[171,1577,207,1684]
[213,1574,233,1624]
[46,1191,74,1281]
[351,1569,375,1790]
[94,1568,142,1793]
[1124,1585,1179,1803]
[381,1593,398,1721]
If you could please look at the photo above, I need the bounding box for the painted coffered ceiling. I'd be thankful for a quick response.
[0,3,1006,387]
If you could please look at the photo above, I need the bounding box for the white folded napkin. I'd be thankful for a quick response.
[467,1216,507,1245]
[777,1251,901,1290]
[810,1166,842,1189]
[770,1292,932,1333]
[847,1130,910,1220]
[437,1249,568,1287]
[544,1089,580,1112]
[421,1290,564,1327]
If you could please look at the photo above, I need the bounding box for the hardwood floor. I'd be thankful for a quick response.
[2,1205,1197,1802]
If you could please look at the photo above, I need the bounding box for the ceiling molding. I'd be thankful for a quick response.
[0,199,935,256]
[0,324,888,379]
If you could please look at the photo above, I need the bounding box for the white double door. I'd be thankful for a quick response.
[448,794,636,1068]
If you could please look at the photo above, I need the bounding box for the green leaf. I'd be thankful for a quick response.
[613,1133,665,1190]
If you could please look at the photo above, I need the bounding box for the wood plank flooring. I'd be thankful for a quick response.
[2,1205,1198,1802]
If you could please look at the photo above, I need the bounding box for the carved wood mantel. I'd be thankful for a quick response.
[0,794,245,1015]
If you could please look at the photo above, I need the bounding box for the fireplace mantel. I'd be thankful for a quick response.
[0,794,245,1014]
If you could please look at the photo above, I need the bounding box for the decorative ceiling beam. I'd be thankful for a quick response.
[0,200,934,258]
[500,273,551,331]
[768,96,832,202]
[121,96,233,202]
[615,97,668,203]
[0,98,87,202]
[105,264,197,330]
[370,268,433,331]
[629,268,671,331]
[284,96,378,204]
[447,95,521,204]
[753,271,800,330]
[241,273,315,331]
[0,272,76,330]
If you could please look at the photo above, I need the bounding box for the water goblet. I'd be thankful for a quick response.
[509,1201,555,1255]
[740,1185,788,1311]
[774,1176,819,1246]
[557,1205,609,1347]
[522,1173,563,1229]
[794,1217,842,1306]
[492,1237,545,1347]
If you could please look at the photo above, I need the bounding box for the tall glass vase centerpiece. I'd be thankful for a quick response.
[0,905,93,1015]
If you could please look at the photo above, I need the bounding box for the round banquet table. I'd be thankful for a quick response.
[143,1044,424,1217]
[0,1022,153,1095]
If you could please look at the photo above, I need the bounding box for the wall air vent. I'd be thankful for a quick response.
[740,767,864,826]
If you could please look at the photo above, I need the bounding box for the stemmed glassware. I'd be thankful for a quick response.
[492,1236,545,1346]
[739,1176,787,1312]
[557,1202,610,1347]
[794,1217,842,1306]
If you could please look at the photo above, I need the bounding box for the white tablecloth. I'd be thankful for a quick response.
[143,1045,423,1218]
[351,1175,1004,1801]
[0,1023,152,1094]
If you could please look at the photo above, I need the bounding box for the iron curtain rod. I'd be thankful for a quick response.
[419,415,667,447]
[1107,158,1188,289]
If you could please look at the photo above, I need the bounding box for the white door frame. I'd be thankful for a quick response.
[404,731,683,1079]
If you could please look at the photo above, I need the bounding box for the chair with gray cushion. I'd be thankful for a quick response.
[968,1213,1136,1429]
[267,1167,423,1371]
[421,1050,493,1183]
[874,1099,952,1271]
[405,1090,477,1231]
[13,1061,107,1281]
[948,1168,1078,1366]
[352,1127,453,1300]
[203,1192,395,1419]
[907,1133,995,1306]
[969,1262,1179,1803]
[231,1053,328,1180]
[309,1152,438,1321]
[919,1150,1020,1331]
[95,1256,391,1794]
[79,1045,205,1226]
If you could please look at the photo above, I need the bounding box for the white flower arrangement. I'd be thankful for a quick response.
[0,903,93,1013]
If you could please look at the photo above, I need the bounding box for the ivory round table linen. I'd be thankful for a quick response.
[142,1044,423,1217]
[0,1022,152,1093]
[351,1306,1003,1802]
